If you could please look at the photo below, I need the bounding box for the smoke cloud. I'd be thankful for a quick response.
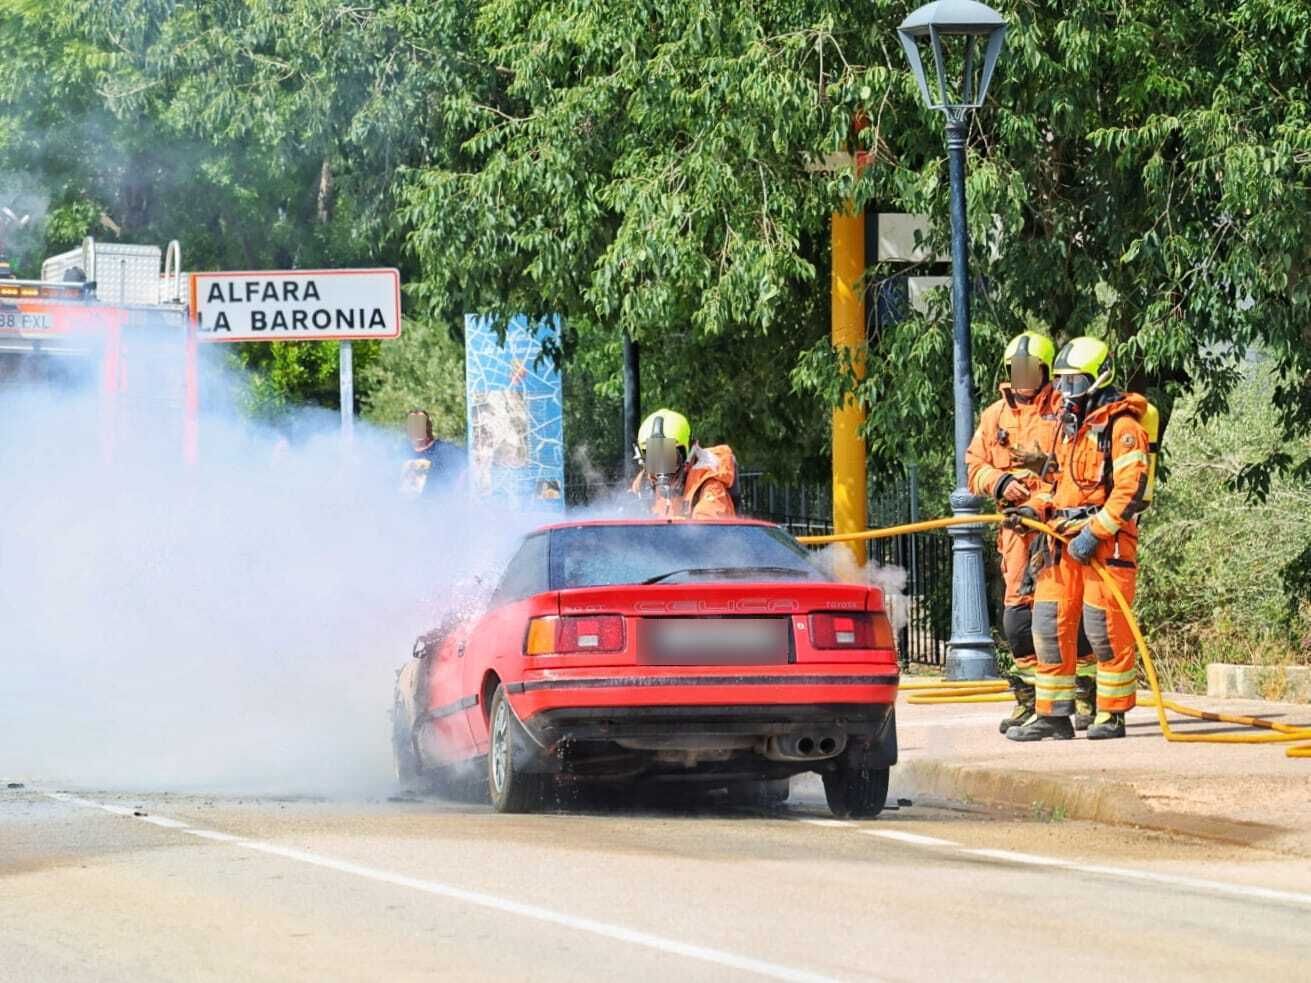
[817,546,910,633]
[0,352,541,796]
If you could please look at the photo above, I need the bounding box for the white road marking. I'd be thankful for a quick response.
[184,828,242,843]
[43,792,846,983]
[964,848,1066,866]
[965,850,1311,908]
[138,814,191,829]
[800,818,857,828]
[1069,863,1311,907]
[806,815,1311,910]
[46,792,187,827]
[862,829,958,848]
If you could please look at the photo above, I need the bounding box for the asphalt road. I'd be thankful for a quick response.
[3,775,1310,983]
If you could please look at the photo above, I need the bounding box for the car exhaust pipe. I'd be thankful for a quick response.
[763,732,846,761]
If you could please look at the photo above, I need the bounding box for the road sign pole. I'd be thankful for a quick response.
[339,340,354,440]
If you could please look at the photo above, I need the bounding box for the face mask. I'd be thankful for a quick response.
[643,436,682,482]
[1054,374,1093,400]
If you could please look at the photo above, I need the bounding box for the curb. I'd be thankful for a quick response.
[897,759,1304,857]
[1207,663,1311,704]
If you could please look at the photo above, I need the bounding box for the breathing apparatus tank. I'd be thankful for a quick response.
[1141,401,1160,506]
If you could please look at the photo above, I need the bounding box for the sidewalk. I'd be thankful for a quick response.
[893,692,1311,857]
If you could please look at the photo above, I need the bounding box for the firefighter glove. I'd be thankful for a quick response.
[1068,526,1099,565]
[1002,506,1039,531]
[995,474,1030,505]
[1011,443,1050,474]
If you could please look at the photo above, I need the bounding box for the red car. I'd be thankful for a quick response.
[392,518,899,817]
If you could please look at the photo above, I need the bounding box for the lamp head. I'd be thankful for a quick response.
[898,0,1007,122]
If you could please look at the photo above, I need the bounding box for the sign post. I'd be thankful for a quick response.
[192,268,401,439]
[339,340,354,440]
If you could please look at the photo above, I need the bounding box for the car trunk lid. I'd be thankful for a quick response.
[524,581,885,669]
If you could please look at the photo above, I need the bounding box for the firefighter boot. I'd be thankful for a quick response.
[1074,676,1096,732]
[1006,714,1075,742]
[1086,712,1126,740]
[999,678,1036,734]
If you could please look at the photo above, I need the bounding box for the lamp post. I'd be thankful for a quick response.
[897,0,1007,680]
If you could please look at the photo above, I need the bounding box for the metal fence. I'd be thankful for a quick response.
[734,471,951,668]
[866,529,951,668]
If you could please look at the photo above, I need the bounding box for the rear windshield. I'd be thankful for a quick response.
[549,523,822,590]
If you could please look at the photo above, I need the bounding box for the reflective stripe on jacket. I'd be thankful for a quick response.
[966,384,1062,500]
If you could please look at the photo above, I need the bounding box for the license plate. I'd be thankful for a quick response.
[638,617,791,666]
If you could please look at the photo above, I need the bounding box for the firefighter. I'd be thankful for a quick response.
[631,408,738,519]
[1007,337,1150,742]
[966,331,1071,733]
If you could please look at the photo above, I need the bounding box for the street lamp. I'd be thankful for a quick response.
[897,0,1007,680]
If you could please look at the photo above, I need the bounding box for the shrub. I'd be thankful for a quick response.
[1137,364,1311,692]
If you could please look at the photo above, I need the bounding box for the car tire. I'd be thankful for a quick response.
[822,759,889,819]
[391,700,421,786]
[488,686,545,813]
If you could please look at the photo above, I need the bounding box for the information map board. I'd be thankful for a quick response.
[464,315,565,513]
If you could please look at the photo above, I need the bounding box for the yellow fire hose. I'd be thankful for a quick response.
[798,515,1311,758]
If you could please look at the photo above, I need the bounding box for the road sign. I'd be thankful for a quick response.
[191,268,401,343]
[190,267,401,439]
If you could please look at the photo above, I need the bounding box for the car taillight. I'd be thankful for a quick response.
[809,612,894,650]
[525,615,626,655]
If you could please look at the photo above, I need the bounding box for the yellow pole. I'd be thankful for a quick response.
[831,204,867,567]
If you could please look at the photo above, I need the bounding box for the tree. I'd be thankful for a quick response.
[818,0,1311,487]
[399,0,1311,487]
[399,0,870,478]
[1136,361,1311,689]
[0,0,469,418]
[8,1,1311,492]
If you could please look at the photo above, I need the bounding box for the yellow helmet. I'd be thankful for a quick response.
[1052,337,1113,398]
[1004,331,1055,395]
[1003,331,1055,372]
[637,409,691,454]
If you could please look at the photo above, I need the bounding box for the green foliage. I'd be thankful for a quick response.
[7,0,1311,496]
[40,200,100,255]
[362,319,467,441]
[1,0,462,414]
[789,0,1311,482]
[398,0,871,478]
[1137,363,1311,690]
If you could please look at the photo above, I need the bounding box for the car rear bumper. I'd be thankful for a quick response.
[507,666,898,742]
[519,701,895,745]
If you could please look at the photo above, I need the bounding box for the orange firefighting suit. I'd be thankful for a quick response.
[1031,392,1150,716]
[632,444,738,519]
[965,383,1063,686]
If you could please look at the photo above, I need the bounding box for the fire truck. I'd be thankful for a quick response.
[0,237,198,459]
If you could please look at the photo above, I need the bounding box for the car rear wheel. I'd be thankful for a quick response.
[488,686,546,813]
[391,700,421,786]
[822,759,889,819]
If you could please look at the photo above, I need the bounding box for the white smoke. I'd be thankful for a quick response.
[0,360,542,796]
[816,545,910,633]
